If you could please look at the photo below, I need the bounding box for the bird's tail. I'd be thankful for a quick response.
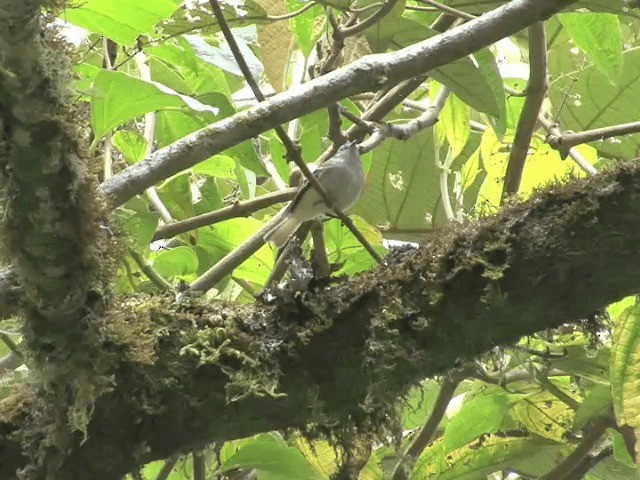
[263,214,301,248]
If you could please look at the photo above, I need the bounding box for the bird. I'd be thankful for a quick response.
[263,140,365,248]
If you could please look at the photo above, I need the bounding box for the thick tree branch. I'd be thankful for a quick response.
[100,0,576,207]
[2,161,640,479]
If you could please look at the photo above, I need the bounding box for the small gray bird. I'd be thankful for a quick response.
[264,141,365,248]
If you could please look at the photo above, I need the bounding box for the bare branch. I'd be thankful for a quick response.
[547,121,640,158]
[502,22,547,202]
[539,117,598,176]
[151,189,296,241]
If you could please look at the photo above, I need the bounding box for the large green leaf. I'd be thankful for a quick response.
[573,384,612,429]
[411,435,570,479]
[111,130,148,164]
[91,70,219,141]
[510,388,574,442]
[115,206,159,251]
[195,220,275,286]
[183,33,263,79]
[216,439,319,479]
[549,48,640,160]
[285,0,324,56]
[558,13,623,85]
[351,131,439,241]
[586,455,640,480]
[64,0,181,45]
[324,216,386,277]
[477,129,587,210]
[365,17,504,119]
[611,304,640,429]
[440,94,470,158]
[432,48,505,121]
[401,379,442,431]
[152,246,199,280]
[444,392,515,452]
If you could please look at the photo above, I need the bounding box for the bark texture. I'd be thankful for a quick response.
[2,163,639,479]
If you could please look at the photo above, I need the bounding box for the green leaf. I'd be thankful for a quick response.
[152,246,199,279]
[558,12,623,85]
[285,1,323,56]
[548,47,640,160]
[511,388,574,442]
[192,155,237,179]
[216,440,319,479]
[611,304,640,429]
[65,0,181,45]
[294,437,339,479]
[412,436,570,479]
[573,384,612,429]
[477,129,587,210]
[401,380,445,430]
[183,33,263,79]
[551,343,611,384]
[432,48,505,120]
[324,217,386,276]
[472,48,508,138]
[351,132,439,241]
[444,392,514,452]
[440,94,470,158]
[115,207,159,250]
[156,173,194,220]
[586,455,640,480]
[611,428,636,468]
[195,220,275,286]
[111,130,148,164]
[91,70,219,142]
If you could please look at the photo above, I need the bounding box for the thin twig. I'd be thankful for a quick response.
[231,276,258,297]
[417,0,475,20]
[189,230,268,293]
[502,22,547,203]
[563,446,612,480]
[505,84,527,97]
[536,372,581,410]
[339,0,400,37]
[134,52,175,224]
[102,38,114,181]
[547,120,640,157]
[310,223,331,278]
[152,189,296,241]
[129,249,176,293]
